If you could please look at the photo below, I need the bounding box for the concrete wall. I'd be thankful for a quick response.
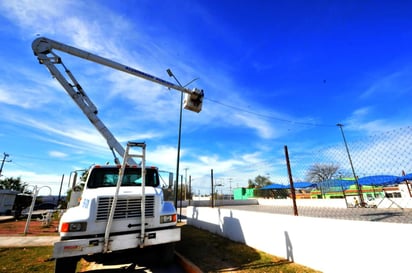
[180,199,258,208]
[257,198,349,208]
[186,205,412,273]
[181,195,412,209]
[258,197,412,208]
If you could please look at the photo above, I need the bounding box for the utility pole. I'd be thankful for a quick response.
[336,124,364,205]
[229,178,233,199]
[184,168,188,200]
[0,153,11,176]
[188,175,192,205]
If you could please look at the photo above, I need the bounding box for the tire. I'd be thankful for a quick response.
[55,256,79,273]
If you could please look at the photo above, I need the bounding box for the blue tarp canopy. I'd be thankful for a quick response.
[261,183,288,190]
[293,182,316,188]
[401,173,412,180]
[320,179,354,190]
[261,182,316,190]
[261,174,408,190]
[357,175,402,186]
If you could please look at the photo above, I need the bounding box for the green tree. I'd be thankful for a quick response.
[0,176,28,192]
[0,177,31,218]
[248,175,271,198]
[248,175,271,188]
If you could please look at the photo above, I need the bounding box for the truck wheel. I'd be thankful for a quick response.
[55,256,79,273]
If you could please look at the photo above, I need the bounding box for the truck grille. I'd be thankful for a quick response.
[96,196,155,221]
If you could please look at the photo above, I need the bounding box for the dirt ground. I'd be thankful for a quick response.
[0,217,59,236]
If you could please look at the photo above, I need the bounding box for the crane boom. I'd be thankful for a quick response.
[32,37,204,165]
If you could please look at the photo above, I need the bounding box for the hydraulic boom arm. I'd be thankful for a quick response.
[32,37,204,164]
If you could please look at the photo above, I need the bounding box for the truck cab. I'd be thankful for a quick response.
[54,165,180,272]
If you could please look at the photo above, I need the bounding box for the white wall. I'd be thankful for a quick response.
[258,197,412,208]
[182,199,258,208]
[257,198,348,208]
[0,190,18,214]
[187,206,412,273]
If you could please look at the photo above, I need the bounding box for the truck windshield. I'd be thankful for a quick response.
[87,168,159,188]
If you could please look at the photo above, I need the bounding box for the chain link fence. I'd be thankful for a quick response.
[295,126,412,179]
[253,126,412,223]
[188,126,412,223]
[287,126,412,193]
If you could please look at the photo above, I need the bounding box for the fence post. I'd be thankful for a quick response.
[211,169,214,208]
[284,145,298,216]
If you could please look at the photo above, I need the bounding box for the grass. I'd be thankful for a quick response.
[0,246,54,273]
[176,224,321,273]
[0,224,321,273]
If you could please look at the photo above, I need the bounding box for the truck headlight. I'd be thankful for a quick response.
[160,214,177,224]
[61,222,87,232]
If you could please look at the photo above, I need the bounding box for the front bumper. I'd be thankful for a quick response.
[53,226,180,258]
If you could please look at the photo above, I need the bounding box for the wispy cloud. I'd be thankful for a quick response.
[6,169,63,193]
[234,113,275,139]
[343,107,405,134]
[360,67,412,99]
[49,151,68,158]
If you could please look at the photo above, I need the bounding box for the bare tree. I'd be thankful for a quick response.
[306,163,340,182]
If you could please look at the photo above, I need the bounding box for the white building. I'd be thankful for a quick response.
[0,189,18,215]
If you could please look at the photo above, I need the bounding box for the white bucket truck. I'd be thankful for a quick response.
[31,37,204,272]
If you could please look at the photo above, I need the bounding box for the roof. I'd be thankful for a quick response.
[261,182,316,190]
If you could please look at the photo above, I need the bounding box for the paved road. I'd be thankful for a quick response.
[219,205,412,224]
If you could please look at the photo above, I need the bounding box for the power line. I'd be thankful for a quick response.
[204,97,336,128]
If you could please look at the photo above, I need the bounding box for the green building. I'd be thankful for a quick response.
[233,188,254,200]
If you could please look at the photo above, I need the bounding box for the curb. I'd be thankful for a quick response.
[0,216,14,222]
[175,251,203,273]
[0,236,60,247]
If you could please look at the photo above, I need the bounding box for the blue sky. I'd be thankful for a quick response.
[0,1,411,196]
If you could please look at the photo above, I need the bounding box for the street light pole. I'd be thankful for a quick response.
[166,69,199,209]
[167,69,184,210]
[336,123,364,205]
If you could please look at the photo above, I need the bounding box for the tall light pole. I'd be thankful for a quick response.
[167,69,184,209]
[166,69,199,208]
[336,123,364,205]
